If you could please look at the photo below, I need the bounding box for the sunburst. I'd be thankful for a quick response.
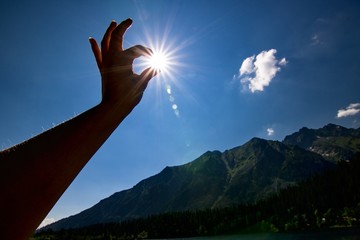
[146,50,170,73]
[139,39,181,82]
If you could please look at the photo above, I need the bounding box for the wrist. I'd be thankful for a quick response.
[99,96,136,123]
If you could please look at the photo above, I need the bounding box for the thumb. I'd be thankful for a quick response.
[138,67,157,90]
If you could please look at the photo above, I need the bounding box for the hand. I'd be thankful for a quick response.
[89,18,156,110]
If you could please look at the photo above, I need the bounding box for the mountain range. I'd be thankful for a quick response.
[44,123,360,230]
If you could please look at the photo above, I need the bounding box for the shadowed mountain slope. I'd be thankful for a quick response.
[45,124,360,230]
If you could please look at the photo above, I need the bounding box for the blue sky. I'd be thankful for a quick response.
[1,0,360,227]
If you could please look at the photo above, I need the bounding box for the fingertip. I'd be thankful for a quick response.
[139,45,153,57]
[120,18,133,29]
[88,37,97,46]
[107,20,117,30]
[145,47,153,56]
[126,18,133,25]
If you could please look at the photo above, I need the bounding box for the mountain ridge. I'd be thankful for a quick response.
[283,123,360,162]
[44,123,360,231]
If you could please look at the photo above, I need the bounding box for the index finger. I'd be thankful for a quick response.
[125,45,153,59]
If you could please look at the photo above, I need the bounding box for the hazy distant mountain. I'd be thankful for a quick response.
[45,124,360,231]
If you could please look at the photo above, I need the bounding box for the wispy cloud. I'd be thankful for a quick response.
[311,34,321,45]
[336,103,360,118]
[236,49,287,93]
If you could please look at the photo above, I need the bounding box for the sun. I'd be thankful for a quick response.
[135,44,177,77]
[133,22,189,92]
[147,50,170,72]
[136,34,184,79]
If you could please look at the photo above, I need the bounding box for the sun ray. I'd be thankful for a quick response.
[131,14,198,118]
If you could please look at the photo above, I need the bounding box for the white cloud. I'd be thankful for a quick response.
[38,217,56,229]
[337,103,360,118]
[239,56,255,75]
[267,128,275,136]
[237,49,287,93]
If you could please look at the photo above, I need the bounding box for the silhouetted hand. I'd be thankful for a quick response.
[89,18,156,111]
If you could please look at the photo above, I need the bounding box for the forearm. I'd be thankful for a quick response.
[0,100,131,239]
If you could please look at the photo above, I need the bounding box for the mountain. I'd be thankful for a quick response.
[44,124,360,231]
[213,138,331,207]
[283,123,360,163]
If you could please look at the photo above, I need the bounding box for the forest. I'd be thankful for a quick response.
[33,154,360,240]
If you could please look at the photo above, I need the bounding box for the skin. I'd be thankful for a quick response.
[0,18,156,240]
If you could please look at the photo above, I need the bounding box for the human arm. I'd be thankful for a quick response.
[0,18,156,240]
